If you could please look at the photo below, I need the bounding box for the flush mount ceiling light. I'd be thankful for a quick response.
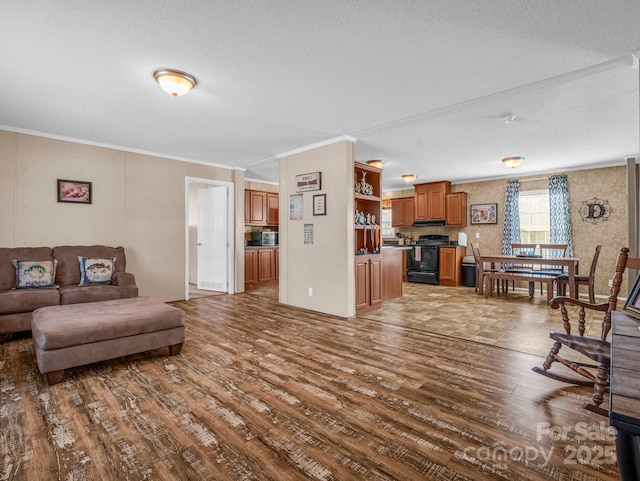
[366,159,385,168]
[502,156,524,168]
[501,114,516,124]
[153,69,197,97]
[401,174,418,183]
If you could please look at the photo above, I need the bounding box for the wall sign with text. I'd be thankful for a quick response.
[578,197,612,224]
[295,172,321,192]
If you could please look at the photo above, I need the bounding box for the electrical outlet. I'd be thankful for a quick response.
[475,233,480,238]
[308,287,313,296]
[608,279,613,287]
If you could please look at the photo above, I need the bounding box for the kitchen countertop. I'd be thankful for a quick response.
[382,245,413,250]
[245,245,279,249]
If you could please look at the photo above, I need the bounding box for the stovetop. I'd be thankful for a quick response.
[416,234,450,246]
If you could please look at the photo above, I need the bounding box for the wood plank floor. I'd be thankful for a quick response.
[0,285,621,480]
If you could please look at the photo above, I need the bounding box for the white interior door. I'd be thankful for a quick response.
[197,186,228,291]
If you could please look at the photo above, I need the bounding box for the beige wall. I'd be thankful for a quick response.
[389,166,629,297]
[0,130,244,301]
[278,139,355,317]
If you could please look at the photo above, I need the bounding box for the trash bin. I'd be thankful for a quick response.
[461,255,476,287]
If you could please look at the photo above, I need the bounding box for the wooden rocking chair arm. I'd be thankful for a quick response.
[548,296,609,312]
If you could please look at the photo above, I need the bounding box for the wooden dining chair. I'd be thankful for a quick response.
[504,243,538,295]
[534,243,568,294]
[471,243,501,293]
[556,245,601,303]
[532,247,640,414]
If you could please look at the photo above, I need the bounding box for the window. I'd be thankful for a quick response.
[380,206,395,237]
[519,189,550,244]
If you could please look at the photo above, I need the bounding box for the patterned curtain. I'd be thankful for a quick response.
[501,179,521,255]
[549,174,573,257]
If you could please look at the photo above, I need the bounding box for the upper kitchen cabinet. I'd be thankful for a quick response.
[246,190,279,226]
[414,181,450,221]
[391,197,414,227]
[445,192,468,226]
[266,193,279,225]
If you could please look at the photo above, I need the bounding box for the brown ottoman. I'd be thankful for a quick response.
[32,296,186,385]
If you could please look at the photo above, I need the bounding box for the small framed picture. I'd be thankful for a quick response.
[57,179,92,204]
[313,194,326,216]
[471,203,497,224]
[623,274,640,319]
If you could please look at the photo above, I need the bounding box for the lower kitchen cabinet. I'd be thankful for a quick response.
[244,249,258,285]
[356,254,382,313]
[245,247,278,290]
[382,248,403,300]
[439,246,465,286]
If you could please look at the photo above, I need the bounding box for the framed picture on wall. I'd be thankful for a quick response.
[471,203,497,224]
[313,194,326,216]
[57,179,92,204]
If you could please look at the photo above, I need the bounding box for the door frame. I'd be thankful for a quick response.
[184,176,236,300]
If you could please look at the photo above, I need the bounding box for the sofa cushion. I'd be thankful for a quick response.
[78,257,116,285]
[59,284,128,305]
[0,247,53,291]
[0,288,60,315]
[13,259,58,289]
[53,246,126,287]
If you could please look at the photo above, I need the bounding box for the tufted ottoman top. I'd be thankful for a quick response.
[32,296,185,351]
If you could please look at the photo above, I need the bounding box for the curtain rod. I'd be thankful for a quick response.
[519,176,548,182]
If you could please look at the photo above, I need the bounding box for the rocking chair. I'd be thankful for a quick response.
[532,247,640,414]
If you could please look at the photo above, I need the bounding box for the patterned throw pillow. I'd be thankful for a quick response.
[13,260,58,289]
[78,257,116,285]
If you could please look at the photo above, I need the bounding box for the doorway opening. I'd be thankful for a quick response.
[185,177,235,300]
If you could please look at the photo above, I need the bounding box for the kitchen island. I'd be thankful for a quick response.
[381,246,412,300]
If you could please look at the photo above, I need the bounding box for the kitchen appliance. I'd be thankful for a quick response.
[251,231,279,246]
[407,234,450,284]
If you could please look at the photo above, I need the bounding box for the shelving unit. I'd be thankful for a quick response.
[354,161,383,314]
[354,162,382,255]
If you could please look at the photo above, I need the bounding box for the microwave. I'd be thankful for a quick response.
[252,231,278,246]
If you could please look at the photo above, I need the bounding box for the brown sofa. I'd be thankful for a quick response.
[0,245,138,338]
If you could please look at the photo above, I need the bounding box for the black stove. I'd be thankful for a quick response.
[416,234,450,247]
[407,235,450,284]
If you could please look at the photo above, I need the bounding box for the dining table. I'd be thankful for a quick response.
[477,254,581,299]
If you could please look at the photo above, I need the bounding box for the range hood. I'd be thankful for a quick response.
[413,219,446,227]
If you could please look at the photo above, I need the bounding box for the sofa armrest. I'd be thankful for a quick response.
[113,271,137,288]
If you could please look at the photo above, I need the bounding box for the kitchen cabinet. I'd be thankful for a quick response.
[246,190,279,226]
[244,190,250,223]
[266,193,279,226]
[245,247,278,289]
[382,248,403,300]
[414,181,451,221]
[355,255,382,313]
[439,246,466,286]
[258,248,276,282]
[244,249,258,285]
[391,197,414,226]
[445,192,468,226]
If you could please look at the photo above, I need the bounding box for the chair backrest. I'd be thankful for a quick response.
[601,247,640,340]
[511,243,537,269]
[539,243,568,257]
[511,243,537,256]
[587,245,602,278]
[538,243,569,272]
[471,243,481,263]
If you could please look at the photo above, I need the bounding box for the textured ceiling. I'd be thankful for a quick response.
[1,1,639,191]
